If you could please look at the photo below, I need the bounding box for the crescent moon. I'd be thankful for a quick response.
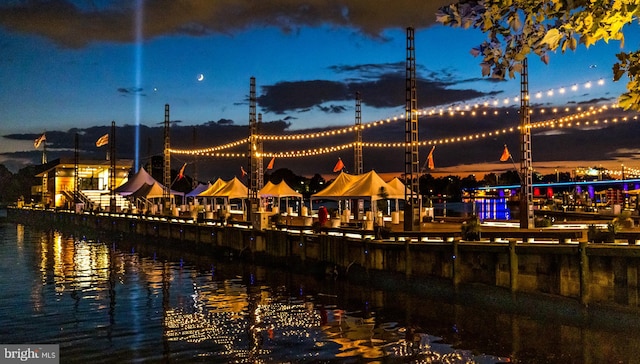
[197,73,204,81]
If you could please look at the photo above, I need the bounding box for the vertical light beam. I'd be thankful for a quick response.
[133,0,144,172]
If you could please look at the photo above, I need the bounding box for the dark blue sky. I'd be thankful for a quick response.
[0,1,638,177]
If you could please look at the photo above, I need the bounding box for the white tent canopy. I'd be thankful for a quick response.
[259,180,303,214]
[311,170,406,215]
[311,172,360,200]
[130,181,183,199]
[341,170,403,201]
[259,181,302,198]
[114,167,157,196]
[386,177,410,197]
[197,178,227,197]
[194,177,248,213]
[186,183,210,198]
[209,177,248,199]
[312,170,399,200]
[115,167,184,208]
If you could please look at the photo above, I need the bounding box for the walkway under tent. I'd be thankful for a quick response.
[258,180,303,214]
[114,167,184,214]
[311,170,408,222]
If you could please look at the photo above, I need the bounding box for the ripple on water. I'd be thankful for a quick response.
[1,226,514,363]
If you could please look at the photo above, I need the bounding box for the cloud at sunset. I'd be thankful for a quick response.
[257,62,501,116]
[0,0,452,48]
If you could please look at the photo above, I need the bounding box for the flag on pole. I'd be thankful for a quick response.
[333,157,344,173]
[267,157,275,170]
[500,144,511,162]
[33,133,46,149]
[427,146,435,170]
[177,163,187,180]
[96,133,109,147]
[241,166,247,178]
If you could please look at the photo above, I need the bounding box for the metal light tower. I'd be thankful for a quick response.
[74,133,79,204]
[40,133,48,206]
[163,104,171,208]
[256,113,264,190]
[354,91,363,175]
[109,121,116,212]
[404,27,421,231]
[519,58,534,228]
[248,77,259,220]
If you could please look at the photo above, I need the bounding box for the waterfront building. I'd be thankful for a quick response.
[33,158,133,209]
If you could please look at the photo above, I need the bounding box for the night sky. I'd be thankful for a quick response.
[0,1,638,179]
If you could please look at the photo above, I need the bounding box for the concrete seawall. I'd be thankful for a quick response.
[8,207,640,311]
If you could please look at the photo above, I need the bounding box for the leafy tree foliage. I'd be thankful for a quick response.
[308,173,326,195]
[0,165,36,204]
[265,168,308,195]
[436,0,640,110]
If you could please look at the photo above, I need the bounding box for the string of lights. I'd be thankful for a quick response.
[610,169,640,177]
[167,110,640,176]
[168,78,639,179]
[170,77,610,154]
[259,143,354,158]
[170,103,620,155]
[446,79,607,111]
[255,102,611,141]
[254,78,609,141]
[171,104,635,157]
[170,138,249,155]
[189,152,247,158]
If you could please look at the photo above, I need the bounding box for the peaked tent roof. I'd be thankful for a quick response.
[129,181,183,199]
[114,167,160,196]
[186,183,210,197]
[198,178,227,197]
[311,172,361,199]
[341,170,402,200]
[258,181,277,197]
[386,177,410,198]
[259,181,302,198]
[208,177,248,199]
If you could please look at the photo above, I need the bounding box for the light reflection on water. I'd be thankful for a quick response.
[0,224,503,363]
[3,223,640,363]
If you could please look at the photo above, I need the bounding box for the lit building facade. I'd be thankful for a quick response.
[34,158,133,208]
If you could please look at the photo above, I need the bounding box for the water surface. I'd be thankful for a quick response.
[1,222,638,363]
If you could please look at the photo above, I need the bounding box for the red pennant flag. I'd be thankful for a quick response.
[500,144,511,162]
[34,133,46,149]
[267,157,275,170]
[241,166,247,177]
[96,133,109,147]
[427,146,435,170]
[333,157,344,173]
[177,163,187,180]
